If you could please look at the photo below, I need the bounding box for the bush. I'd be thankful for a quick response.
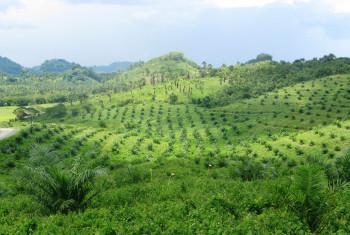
[46,104,67,118]
[16,155,107,214]
[291,165,329,232]
[169,93,178,104]
[229,158,264,181]
[335,148,350,181]
[99,120,107,128]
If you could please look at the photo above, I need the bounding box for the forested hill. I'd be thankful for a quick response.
[112,51,200,84]
[193,54,350,107]
[0,56,23,75]
[31,59,76,74]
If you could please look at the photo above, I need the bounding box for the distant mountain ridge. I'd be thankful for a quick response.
[91,61,133,73]
[30,59,133,74]
[0,56,23,75]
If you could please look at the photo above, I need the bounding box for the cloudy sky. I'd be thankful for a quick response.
[0,0,349,67]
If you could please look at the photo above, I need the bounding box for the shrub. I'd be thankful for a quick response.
[287,159,297,168]
[229,158,264,181]
[335,148,350,181]
[16,155,106,214]
[295,147,304,156]
[14,136,23,143]
[290,165,329,232]
[168,93,178,104]
[99,120,107,128]
[46,104,67,118]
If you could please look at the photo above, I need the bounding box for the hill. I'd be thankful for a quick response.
[0,56,23,75]
[61,64,101,84]
[245,53,273,64]
[91,61,133,73]
[32,59,76,74]
[112,51,200,85]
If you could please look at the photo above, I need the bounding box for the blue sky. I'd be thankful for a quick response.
[0,0,350,67]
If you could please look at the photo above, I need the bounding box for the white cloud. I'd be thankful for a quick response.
[323,0,350,13]
[203,0,350,13]
[0,0,65,26]
[204,0,278,8]
[203,0,311,8]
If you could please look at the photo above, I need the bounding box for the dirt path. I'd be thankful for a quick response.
[0,128,19,140]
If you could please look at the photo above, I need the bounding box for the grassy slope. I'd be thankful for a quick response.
[0,106,17,122]
[0,103,57,125]
[34,74,350,161]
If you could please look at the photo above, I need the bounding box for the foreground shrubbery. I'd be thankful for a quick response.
[1,149,350,233]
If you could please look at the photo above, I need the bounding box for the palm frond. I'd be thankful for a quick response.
[29,144,59,167]
[14,144,108,214]
[293,165,327,204]
[291,164,329,232]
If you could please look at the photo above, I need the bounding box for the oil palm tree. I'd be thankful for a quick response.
[16,146,106,214]
[291,164,330,232]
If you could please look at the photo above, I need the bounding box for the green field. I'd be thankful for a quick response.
[0,103,57,124]
[0,106,17,122]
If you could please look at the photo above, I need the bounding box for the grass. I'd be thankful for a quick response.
[0,103,58,124]
[0,106,17,122]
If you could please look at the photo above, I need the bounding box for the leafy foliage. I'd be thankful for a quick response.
[335,148,350,182]
[291,165,330,232]
[246,53,273,64]
[16,147,106,214]
[36,59,75,74]
[195,54,350,107]
[45,104,67,118]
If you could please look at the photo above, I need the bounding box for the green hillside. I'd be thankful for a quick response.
[0,52,350,233]
[0,56,23,75]
[110,51,199,85]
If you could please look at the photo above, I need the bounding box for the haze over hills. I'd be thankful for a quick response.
[30,59,134,74]
[0,56,23,75]
[92,61,133,73]
[0,56,134,75]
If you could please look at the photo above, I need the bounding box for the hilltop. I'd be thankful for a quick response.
[30,59,76,74]
[112,51,199,84]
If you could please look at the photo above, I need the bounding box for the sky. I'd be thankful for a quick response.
[0,0,350,67]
